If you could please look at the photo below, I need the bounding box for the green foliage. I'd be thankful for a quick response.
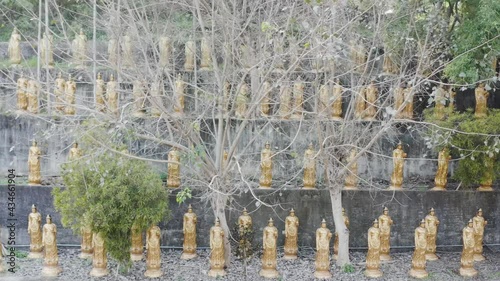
[232,223,255,260]
[176,187,192,204]
[14,250,28,258]
[342,263,355,273]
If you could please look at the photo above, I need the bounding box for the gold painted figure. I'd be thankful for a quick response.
[8,28,22,65]
[314,219,333,279]
[54,72,65,112]
[474,83,489,118]
[425,208,440,261]
[260,218,279,278]
[200,37,212,70]
[383,53,398,75]
[150,81,163,117]
[291,79,304,120]
[208,218,226,278]
[107,38,118,66]
[434,85,447,120]
[403,86,414,119]
[459,220,477,277]
[184,40,196,71]
[130,223,143,261]
[132,80,146,117]
[479,156,495,191]
[159,36,172,70]
[17,74,28,111]
[41,32,54,68]
[90,232,109,277]
[144,225,162,278]
[318,83,330,117]
[95,73,105,112]
[238,208,252,232]
[409,219,428,279]
[167,147,181,188]
[72,29,87,68]
[332,79,343,120]
[364,80,378,121]
[334,208,350,260]
[174,73,185,116]
[393,84,405,119]
[355,86,366,120]
[235,82,249,119]
[121,33,134,68]
[41,215,62,276]
[283,209,299,260]
[378,207,393,261]
[350,40,366,71]
[259,142,273,188]
[261,81,271,117]
[28,204,43,258]
[69,142,82,160]
[432,147,451,190]
[106,74,118,114]
[27,79,39,114]
[65,74,76,115]
[389,143,407,190]
[278,84,291,119]
[28,140,42,185]
[181,204,198,260]
[473,209,487,261]
[345,149,359,190]
[447,87,456,111]
[365,219,383,278]
[303,143,316,189]
[80,222,93,259]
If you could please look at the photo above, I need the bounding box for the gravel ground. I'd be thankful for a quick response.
[1,248,499,281]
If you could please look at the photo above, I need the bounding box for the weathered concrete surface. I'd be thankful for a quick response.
[0,186,498,250]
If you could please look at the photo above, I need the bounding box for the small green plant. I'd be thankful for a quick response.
[342,263,355,273]
[14,250,28,258]
[176,187,192,204]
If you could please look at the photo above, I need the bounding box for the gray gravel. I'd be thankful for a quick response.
[0,248,499,280]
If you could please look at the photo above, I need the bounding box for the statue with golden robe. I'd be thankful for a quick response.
[383,52,398,75]
[334,208,350,260]
[259,142,273,188]
[41,215,61,276]
[238,208,252,233]
[447,87,456,111]
[378,207,393,261]
[27,80,39,114]
[17,74,28,111]
[459,220,477,277]
[107,38,118,66]
[150,81,163,117]
[434,85,447,120]
[344,149,358,190]
[473,209,487,261]
[90,232,108,277]
[121,33,134,68]
[479,156,495,191]
[314,219,332,279]
[167,147,180,188]
[235,82,249,119]
[283,209,299,260]
[365,219,383,278]
[404,86,414,119]
[303,143,316,189]
[364,80,378,121]
[72,29,87,68]
[28,140,41,185]
[184,40,195,71]
[41,32,54,68]
[394,84,405,119]
[54,72,65,112]
[144,225,162,278]
[389,143,407,190]
[200,37,212,70]
[278,84,291,119]
[159,36,171,70]
[80,222,93,259]
[132,80,146,117]
[181,204,197,260]
[8,28,22,65]
[332,79,343,120]
[260,218,279,278]
[130,223,143,261]
[474,83,489,118]
[106,74,118,114]
[424,208,439,261]
[95,73,105,112]
[318,83,330,117]
[65,74,76,115]
[260,81,271,117]
[208,218,226,277]
[432,147,451,190]
[355,86,366,120]
[68,142,82,160]
[409,219,428,279]
[291,79,304,120]
[28,204,43,258]
[174,73,185,116]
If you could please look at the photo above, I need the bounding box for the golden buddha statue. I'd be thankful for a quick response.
[259,142,273,188]
[150,81,163,117]
[41,32,54,68]
[121,33,134,68]
[174,73,185,116]
[389,142,407,190]
[344,149,359,190]
[167,147,181,188]
[473,209,487,261]
[28,204,43,258]
[200,37,212,70]
[459,220,477,277]
[159,36,172,70]
[132,80,146,117]
[378,207,393,261]
[291,79,304,120]
[106,74,118,114]
[65,74,76,115]
[479,156,495,191]
[144,225,162,278]
[28,140,42,185]
[474,83,489,118]
[17,73,28,111]
[424,208,439,261]
[130,223,143,261]
[41,215,61,276]
[432,147,451,190]
[260,218,279,278]
[350,40,366,71]
[318,83,330,117]
[283,208,299,260]
[235,82,249,119]
[332,79,343,120]
[208,218,226,278]
[27,79,39,114]
[95,73,105,112]
[365,219,383,278]
[68,142,82,160]
[238,207,252,232]
[383,52,398,75]
[278,84,291,119]
[409,219,428,279]
[54,72,65,112]
[403,86,414,119]
[260,81,271,117]
[447,87,456,111]
[181,204,197,260]
[314,219,332,279]
[80,221,93,259]
[184,40,196,71]
[90,232,108,277]
[72,29,87,68]
[394,84,405,119]
[364,80,378,121]
[334,208,350,260]
[8,28,22,65]
[434,85,446,120]
[355,86,366,120]
[107,38,118,66]
[303,143,316,189]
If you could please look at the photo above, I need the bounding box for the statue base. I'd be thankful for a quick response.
[425,253,439,261]
[459,266,478,277]
[27,251,43,259]
[430,186,446,191]
[28,182,42,186]
[409,268,428,279]
[90,267,109,277]
[259,268,280,278]
[333,254,338,260]
[379,254,392,261]
[387,185,402,191]
[477,186,493,192]
[79,252,93,259]
[208,268,226,278]
[41,265,62,277]
[473,254,485,261]
[313,270,332,279]
[303,186,316,190]
[331,116,343,121]
[144,268,162,278]
[131,253,143,261]
[132,112,146,118]
[283,254,297,260]
[344,186,358,190]
[259,185,272,189]
[180,252,197,260]
[364,268,383,278]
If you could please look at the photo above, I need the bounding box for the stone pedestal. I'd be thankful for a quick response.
[259,268,279,279]
[27,251,43,259]
[208,268,226,278]
[144,268,162,278]
[90,267,109,277]
[180,252,197,260]
[379,253,391,261]
[131,253,143,261]
[425,253,438,261]
[41,265,62,277]
[314,270,332,279]
[459,266,478,277]
[409,268,428,279]
[364,268,383,278]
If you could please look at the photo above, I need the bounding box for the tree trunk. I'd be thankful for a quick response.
[213,193,232,267]
[329,186,350,266]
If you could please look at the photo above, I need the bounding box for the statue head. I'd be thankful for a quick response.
[468,219,473,228]
[73,142,78,148]
[215,217,220,226]
[342,208,345,215]
[477,208,483,217]
[265,141,270,149]
[429,207,435,215]
[290,208,295,216]
[335,78,340,84]
[370,79,376,85]
[57,72,62,79]
[397,142,403,149]
[420,219,425,227]
[308,142,313,150]
[97,72,102,80]
[373,219,379,228]
[268,218,274,227]
[79,28,84,36]
[321,219,326,228]
[68,74,72,81]
[13,27,18,34]
[32,140,37,147]
[109,74,114,81]
[478,82,485,88]
[242,207,248,215]
[188,204,193,213]
[32,204,37,212]
[177,73,183,81]
[383,206,389,215]
[46,214,52,224]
